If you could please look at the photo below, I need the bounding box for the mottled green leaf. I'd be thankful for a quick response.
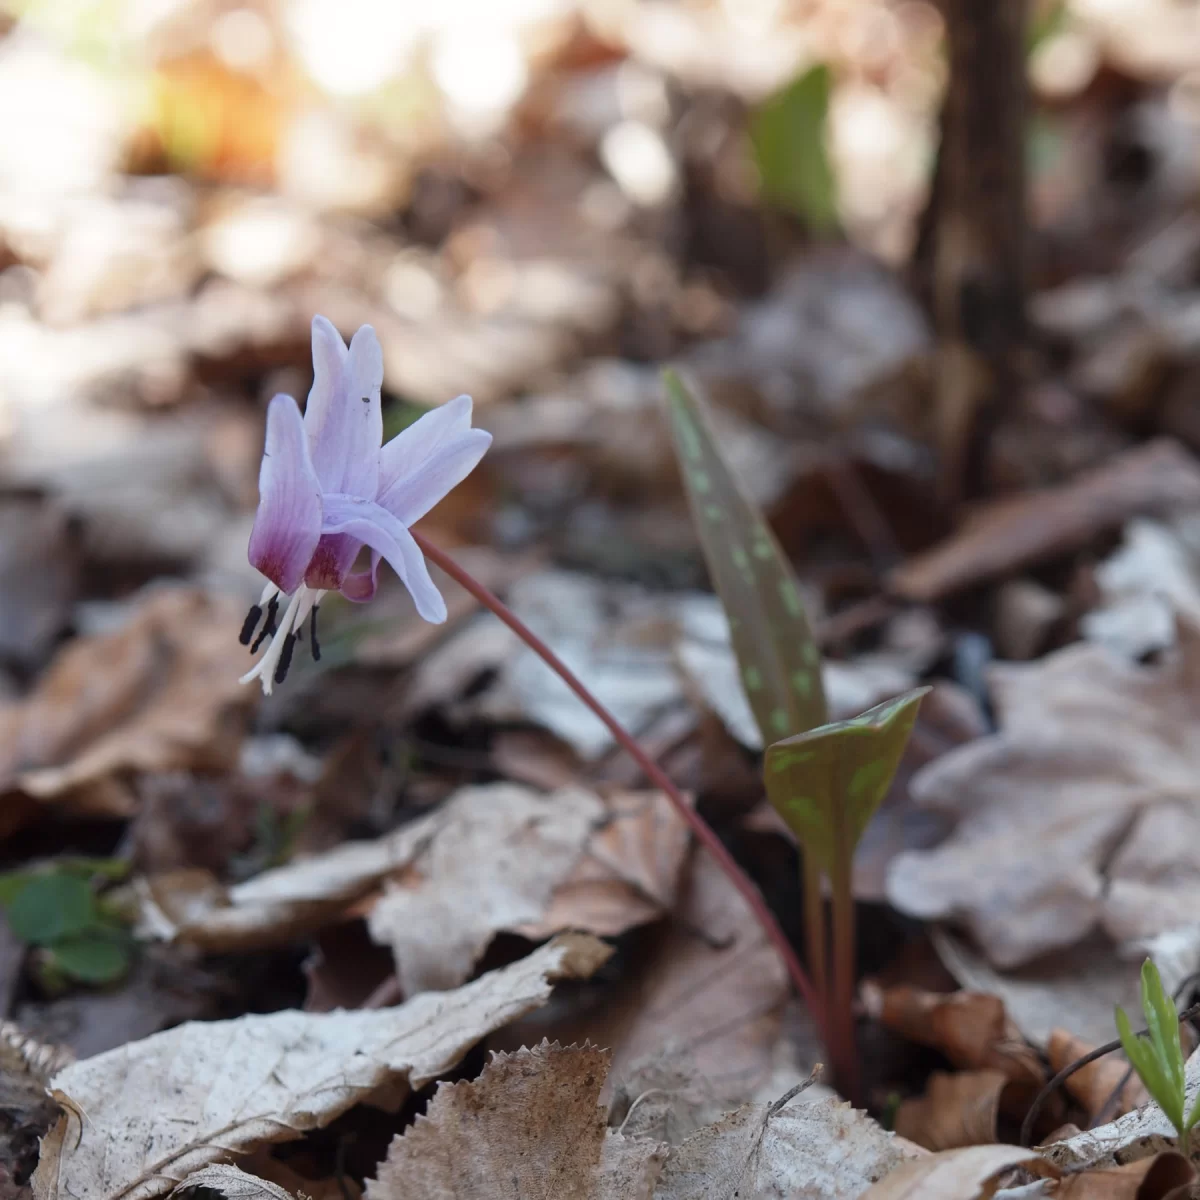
[750,63,838,233]
[764,688,930,874]
[663,369,827,743]
[48,931,130,985]
[6,874,96,946]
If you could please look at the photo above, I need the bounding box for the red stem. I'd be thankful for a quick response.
[414,530,830,1047]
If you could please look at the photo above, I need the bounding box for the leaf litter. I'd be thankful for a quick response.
[12,0,1200,1197]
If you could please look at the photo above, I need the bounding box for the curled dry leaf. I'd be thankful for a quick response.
[894,1069,1009,1151]
[930,930,1145,1051]
[171,1165,293,1200]
[1043,1049,1200,1175]
[653,1092,907,1200]
[1047,1029,1149,1124]
[31,934,611,1200]
[887,627,1200,967]
[860,1144,1049,1200]
[365,1042,667,1200]
[0,588,255,836]
[1050,1151,1195,1200]
[866,986,1044,1085]
[140,784,688,989]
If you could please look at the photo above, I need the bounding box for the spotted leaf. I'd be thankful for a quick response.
[764,688,930,874]
[663,369,827,742]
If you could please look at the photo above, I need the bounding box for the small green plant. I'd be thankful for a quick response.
[750,63,838,234]
[0,858,133,988]
[1116,959,1200,1143]
[663,369,927,1101]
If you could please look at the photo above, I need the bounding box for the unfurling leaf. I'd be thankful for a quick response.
[663,369,827,744]
[750,63,838,233]
[764,688,930,875]
[1116,959,1190,1139]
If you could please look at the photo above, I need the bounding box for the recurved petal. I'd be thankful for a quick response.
[378,427,492,527]
[306,320,383,499]
[377,393,474,498]
[248,394,323,593]
[321,494,447,622]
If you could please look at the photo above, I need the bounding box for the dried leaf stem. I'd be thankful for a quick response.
[413,530,831,1050]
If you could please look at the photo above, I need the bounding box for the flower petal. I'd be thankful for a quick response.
[321,495,447,622]
[305,318,383,499]
[248,394,323,593]
[377,393,473,497]
[304,532,362,591]
[378,427,492,526]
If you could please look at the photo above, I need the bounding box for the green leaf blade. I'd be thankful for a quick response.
[1118,995,1185,1137]
[764,687,930,873]
[663,370,827,747]
[6,874,96,946]
[1142,959,1187,1108]
[49,932,130,985]
[750,63,838,233]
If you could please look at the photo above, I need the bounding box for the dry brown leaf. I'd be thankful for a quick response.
[887,627,1200,967]
[1044,1048,1200,1176]
[1047,1029,1149,1124]
[365,1042,666,1200]
[860,1145,1049,1200]
[0,587,254,835]
[867,986,1044,1085]
[497,846,803,1117]
[894,1069,1008,1151]
[139,784,687,972]
[888,440,1200,602]
[31,934,611,1200]
[652,1093,906,1200]
[516,789,692,940]
[366,784,604,994]
[1051,1152,1195,1200]
[171,1165,292,1200]
[930,930,1144,1051]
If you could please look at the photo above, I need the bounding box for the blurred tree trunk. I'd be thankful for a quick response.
[926,0,1029,504]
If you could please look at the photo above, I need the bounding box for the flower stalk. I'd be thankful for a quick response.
[412,529,831,1049]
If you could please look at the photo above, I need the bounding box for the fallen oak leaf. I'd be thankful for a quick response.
[887,624,1200,968]
[31,933,611,1200]
[860,1144,1050,1200]
[364,1041,667,1200]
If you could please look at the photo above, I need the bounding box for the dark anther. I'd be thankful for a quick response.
[238,605,263,646]
[251,595,280,653]
[310,606,321,662]
[274,633,297,685]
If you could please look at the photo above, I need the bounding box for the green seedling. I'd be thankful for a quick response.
[663,370,928,1101]
[750,63,838,233]
[1116,959,1200,1143]
[0,859,132,988]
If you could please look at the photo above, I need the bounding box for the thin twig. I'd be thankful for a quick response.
[413,531,831,1054]
[1019,1000,1200,1147]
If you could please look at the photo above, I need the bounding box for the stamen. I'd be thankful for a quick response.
[274,633,298,685]
[238,605,263,646]
[240,589,303,696]
[251,595,280,653]
[310,606,321,661]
